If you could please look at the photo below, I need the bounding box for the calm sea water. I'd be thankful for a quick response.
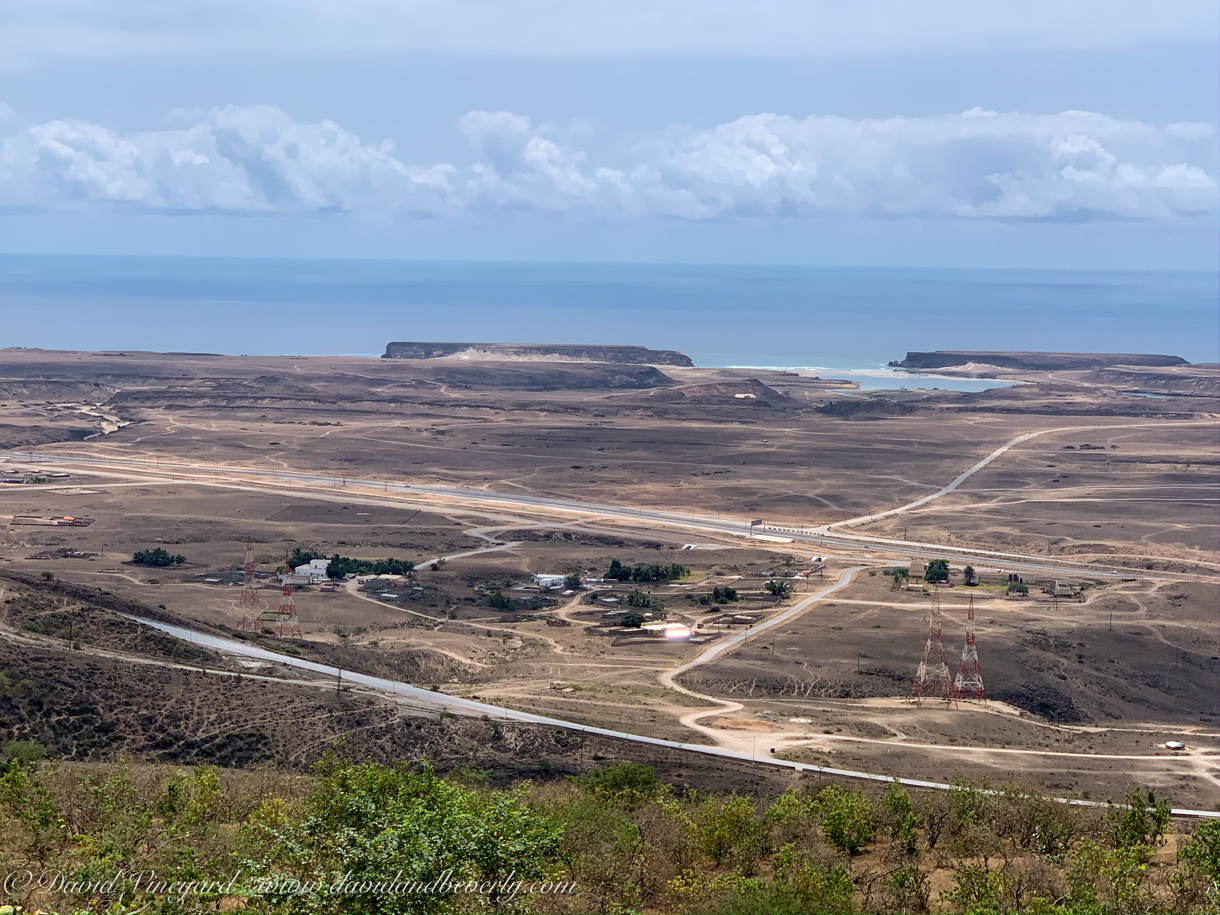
[0,255,1215,368]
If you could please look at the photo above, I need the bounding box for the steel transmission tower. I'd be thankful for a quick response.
[273,551,302,639]
[236,539,261,632]
[953,593,985,701]
[910,585,954,706]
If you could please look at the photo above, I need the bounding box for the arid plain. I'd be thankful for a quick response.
[0,347,1216,809]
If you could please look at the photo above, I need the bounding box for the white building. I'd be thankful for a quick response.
[285,558,331,584]
[534,573,568,590]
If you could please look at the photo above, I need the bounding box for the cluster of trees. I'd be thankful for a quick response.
[764,579,794,598]
[0,749,1214,914]
[605,559,688,583]
[290,548,414,579]
[923,560,976,586]
[700,585,738,605]
[130,548,186,567]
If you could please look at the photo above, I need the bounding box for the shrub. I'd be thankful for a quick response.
[579,762,663,803]
[816,785,875,855]
[2,741,47,764]
[487,590,514,611]
[696,795,770,871]
[1106,787,1170,854]
[720,846,853,914]
[881,781,919,855]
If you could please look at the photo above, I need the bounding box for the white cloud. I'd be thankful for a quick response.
[1,105,456,214]
[0,105,1214,223]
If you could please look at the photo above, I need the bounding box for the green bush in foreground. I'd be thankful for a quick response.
[0,749,1214,915]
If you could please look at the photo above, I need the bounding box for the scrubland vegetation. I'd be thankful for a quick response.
[0,747,1214,914]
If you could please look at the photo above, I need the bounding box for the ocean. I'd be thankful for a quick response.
[0,255,1215,369]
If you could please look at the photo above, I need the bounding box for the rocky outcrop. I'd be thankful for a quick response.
[1081,365,1218,397]
[382,342,694,367]
[892,351,1187,371]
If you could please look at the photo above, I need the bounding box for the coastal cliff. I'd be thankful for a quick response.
[382,342,694,367]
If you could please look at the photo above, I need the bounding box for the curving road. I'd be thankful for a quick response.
[118,612,1218,819]
[658,566,861,747]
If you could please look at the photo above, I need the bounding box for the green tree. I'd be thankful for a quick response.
[925,559,950,583]
[816,785,875,855]
[881,781,919,856]
[247,755,564,914]
[1107,787,1170,854]
[1061,840,1158,914]
[621,611,645,628]
[963,565,977,585]
[626,590,652,608]
[1173,820,1219,912]
[563,571,583,591]
[487,590,515,611]
[695,795,770,871]
[765,579,793,598]
[1007,581,1029,595]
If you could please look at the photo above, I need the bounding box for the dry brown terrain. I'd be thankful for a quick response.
[0,348,1215,810]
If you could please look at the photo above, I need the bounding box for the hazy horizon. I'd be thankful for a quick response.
[3,254,1215,366]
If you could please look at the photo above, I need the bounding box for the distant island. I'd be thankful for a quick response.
[891,351,1188,371]
[382,342,695,366]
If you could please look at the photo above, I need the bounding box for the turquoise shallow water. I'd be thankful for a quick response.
[1,256,1215,366]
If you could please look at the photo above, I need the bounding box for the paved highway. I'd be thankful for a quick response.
[4,449,1174,581]
[119,612,1218,819]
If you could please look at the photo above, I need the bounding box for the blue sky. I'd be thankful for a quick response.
[0,1,1216,268]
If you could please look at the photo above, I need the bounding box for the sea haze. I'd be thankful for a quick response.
[0,255,1215,368]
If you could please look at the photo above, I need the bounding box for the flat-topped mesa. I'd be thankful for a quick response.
[382,342,694,367]
[891,351,1188,372]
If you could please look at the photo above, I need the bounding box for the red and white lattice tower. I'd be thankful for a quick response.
[909,585,955,706]
[273,551,302,639]
[953,593,985,701]
[236,539,261,632]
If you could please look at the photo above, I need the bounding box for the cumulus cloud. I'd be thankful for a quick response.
[0,105,456,214]
[0,104,1214,223]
